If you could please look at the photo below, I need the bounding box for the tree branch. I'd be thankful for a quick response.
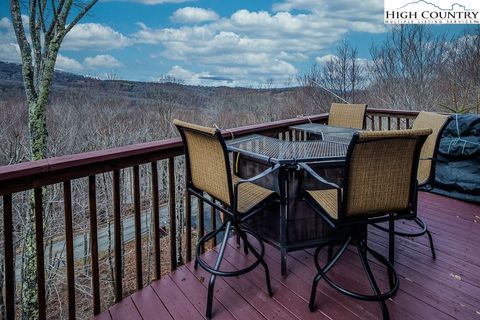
[64,0,98,34]
[10,0,37,102]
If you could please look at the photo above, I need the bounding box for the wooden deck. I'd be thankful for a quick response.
[94,192,480,320]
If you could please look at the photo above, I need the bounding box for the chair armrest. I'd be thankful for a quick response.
[298,163,341,190]
[234,163,281,188]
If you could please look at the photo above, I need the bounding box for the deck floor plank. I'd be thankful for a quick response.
[150,274,204,320]
[184,250,267,320]
[169,264,238,320]
[93,193,480,320]
[240,239,374,320]
[108,297,141,320]
[130,285,173,320]
[207,246,307,320]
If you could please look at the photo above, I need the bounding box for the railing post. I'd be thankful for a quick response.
[185,191,192,263]
[168,157,177,271]
[34,187,46,320]
[133,165,143,290]
[113,170,122,302]
[198,197,205,254]
[63,181,76,320]
[3,194,14,320]
[151,162,161,280]
[88,175,101,315]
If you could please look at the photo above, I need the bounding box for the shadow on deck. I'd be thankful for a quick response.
[94,192,480,320]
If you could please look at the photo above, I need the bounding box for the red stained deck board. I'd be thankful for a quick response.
[204,247,303,320]
[169,264,238,320]
[183,251,266,320]
[93,310,112,320]
[220,242,337,320]
[93,194,480,320]
[150,274,204,320]
[108,297,141,320]
[130,285,173,320]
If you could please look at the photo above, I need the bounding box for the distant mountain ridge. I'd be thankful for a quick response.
[0,61,310,112]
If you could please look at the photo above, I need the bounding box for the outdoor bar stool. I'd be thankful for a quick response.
[174,119,279,319]
[300,129,432,320]
[372,111,449,259]
[328,103,367,129]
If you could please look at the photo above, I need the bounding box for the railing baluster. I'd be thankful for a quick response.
[3,194,14,320]
[371,115,375,131]
[378,116,382,130]
[185,192,192,263]
[210,197,216,248]
[88,176,101,315]
[397,117,401,130]
[406,118,411,129]
[151,162,161,280]
[34,187,46,320]
[63,181,76,320]
[168,157,177,271]
[113,170,122,302]
[133,165,143,290]
[198,197,205,253]
[388,117,392,130]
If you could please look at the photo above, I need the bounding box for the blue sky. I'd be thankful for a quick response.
[0,0,474,86]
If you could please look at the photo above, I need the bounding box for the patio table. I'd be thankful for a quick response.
[227,134,351,277]
[289,123,356,144]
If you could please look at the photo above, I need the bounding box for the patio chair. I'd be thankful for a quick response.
[372,111,449,259]
[328,103,367,129]
[300,128,432,320]
[174,119,279,319]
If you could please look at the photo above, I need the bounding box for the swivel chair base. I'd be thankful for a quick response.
[194,219,273,319]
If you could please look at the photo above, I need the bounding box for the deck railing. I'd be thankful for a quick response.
[0,108,420,320]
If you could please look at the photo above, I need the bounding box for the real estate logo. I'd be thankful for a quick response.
[384,0,480,24]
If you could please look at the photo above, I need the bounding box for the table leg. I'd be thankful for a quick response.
[281,248,287,278]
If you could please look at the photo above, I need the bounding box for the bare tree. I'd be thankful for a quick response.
[9,0,97,317]
[369,25,446,110]
[299,39,365,109]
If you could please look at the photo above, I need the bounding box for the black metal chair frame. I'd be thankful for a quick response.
[300,132,428,320]
[176,124,280,319]
[371,117,450,260]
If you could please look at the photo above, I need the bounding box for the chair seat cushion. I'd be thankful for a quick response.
[233,176,275,213]
[306,189,339,220]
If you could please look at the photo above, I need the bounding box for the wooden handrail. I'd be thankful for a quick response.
[0,113,329,195]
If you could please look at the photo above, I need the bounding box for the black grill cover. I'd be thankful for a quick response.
[431,114,480,203]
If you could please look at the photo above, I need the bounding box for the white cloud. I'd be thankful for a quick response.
[171,7,219,23]
[56,55,83,72]
[315,54,337,64]
[63,23,130,51]
[0,17,11,29]
[315,54,371,68]
[84,54,123,69]
[0,43,20,62]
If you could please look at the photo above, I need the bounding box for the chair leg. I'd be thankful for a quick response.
[327,245,333,262]
[236,231,241,248]
[414,217,436,259]
[426,229,436,259]
[357,241,390,320]
[309,238,351,311]
[388,216,395,289]
[205,221,231,319]
[239,230,273,296]
[281,248,287,278]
